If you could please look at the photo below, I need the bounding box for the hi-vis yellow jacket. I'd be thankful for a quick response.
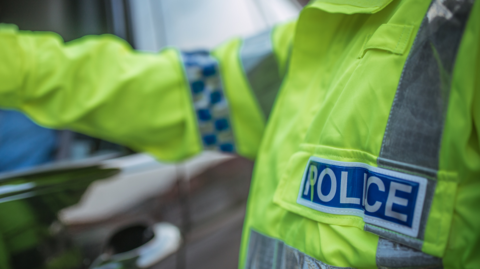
[0,0,479,268]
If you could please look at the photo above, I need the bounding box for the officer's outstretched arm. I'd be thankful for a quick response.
[0,22,295,161]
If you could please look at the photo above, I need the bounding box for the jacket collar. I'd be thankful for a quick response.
[307,0,394,14]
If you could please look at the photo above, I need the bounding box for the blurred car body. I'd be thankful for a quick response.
[0,0,300,268]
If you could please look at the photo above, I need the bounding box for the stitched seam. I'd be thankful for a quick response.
[300,144,379,161]
[366,224,424,244]
[379,22,425,159]
[280,201,363,221]
[359,34,372,58]
[393,26,407,54]
[365,45,396,52]
[380,72,401,158]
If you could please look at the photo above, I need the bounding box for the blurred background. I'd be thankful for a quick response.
[0,1,300,268]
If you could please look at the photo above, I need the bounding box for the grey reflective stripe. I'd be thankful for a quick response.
[246,230,353,269]
[246,231,443,269]
[371,0,475,249]
[181,51,236,153]
[376,238,442,269]
[240,28,283,120]
[378,0,474,178]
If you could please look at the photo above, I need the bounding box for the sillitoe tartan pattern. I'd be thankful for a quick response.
[181,51,236,153]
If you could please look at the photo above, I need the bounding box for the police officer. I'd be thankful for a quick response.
[0,0,479,268]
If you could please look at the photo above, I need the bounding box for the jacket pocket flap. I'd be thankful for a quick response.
[273,146,457,257]
[360,24,414,58]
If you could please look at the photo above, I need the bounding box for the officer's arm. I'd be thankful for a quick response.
[208,20,296,158]
[0,22,295,161]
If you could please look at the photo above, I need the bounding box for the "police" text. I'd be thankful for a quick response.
[297,157,427,237]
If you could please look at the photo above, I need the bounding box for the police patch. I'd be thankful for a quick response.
[297,157,427,237]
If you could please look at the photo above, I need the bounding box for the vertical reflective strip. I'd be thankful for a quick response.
[376,238,442,269]
[378,0,473,178]
[246,230,354,269]
[371,0,475,250]
[181,51,236,153]
[378,0,475,177]
[240,28,283,120]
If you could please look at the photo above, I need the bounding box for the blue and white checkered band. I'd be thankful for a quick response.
[181,51,235,153]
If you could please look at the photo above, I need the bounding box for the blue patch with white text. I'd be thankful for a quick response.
[297,157,427,237]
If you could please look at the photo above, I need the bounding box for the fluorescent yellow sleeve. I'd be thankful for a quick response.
[212,21,297,159]
[272,20,297,76]
[0,24,200,162]
[0,21,297,162]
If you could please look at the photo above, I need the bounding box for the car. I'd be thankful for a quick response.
[0,0,299,268]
